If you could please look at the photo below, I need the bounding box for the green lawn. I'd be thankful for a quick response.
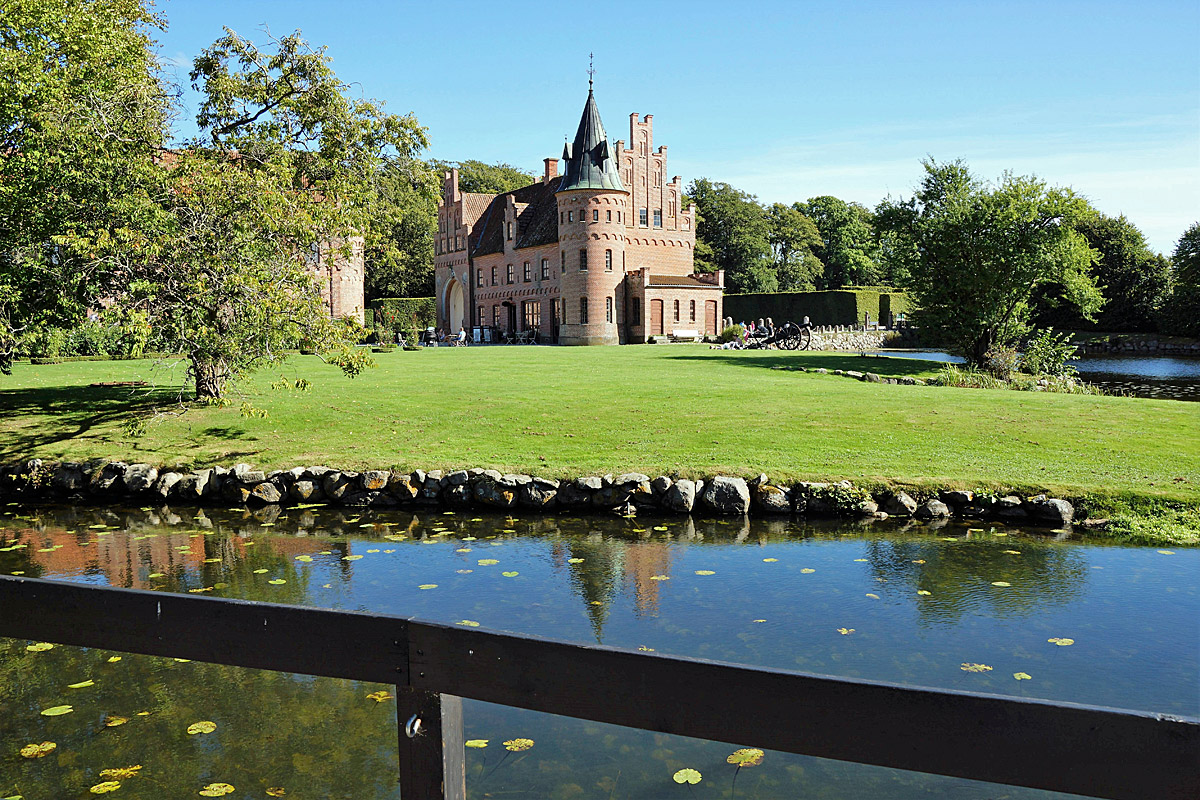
[1,346,1198,504]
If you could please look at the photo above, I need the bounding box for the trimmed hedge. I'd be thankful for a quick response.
[725,289,912,327]
[370,297,436,334]
[29,352,180,365]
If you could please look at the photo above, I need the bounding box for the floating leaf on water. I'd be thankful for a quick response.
[105,716,129,728]
[148,573,164,579]
[383,535,407,542]
[253,569,268,574]
[477,559,499,566]
[186,720,216,735]
[673,768,702,785]
[100,766,141,780]
[865,593,880,599]
[295,555,313,562]
[418,584,438,590]
[464,739,488,748]
[456,569,474,574]
[638,645,655,652]
[960,663,993,673]
[1002,550,1021,555]
[19,741,56,758]
[695,570,715,576]
[462,535,477,540]
[568,558,584,564]
[1013,672,1033,681]
[837,628,855,635]
[268,579,286,585]
[503,738,534,752]
[26,642,54,652]
[173,658,191,663]
[366,690,393,703]
[649,574,669,581]
[1157,550,1175,555]
[455,548,471,553]
[1047,637,1075,646]
[752,619,766,623]
[266,789,287,797]
[366,549,381,554]
[384,549,396,553]
[762,558,778,563]
[40,705,73,716]
[917,590,932,596]
[456,620,480,627]
[343,555,363,561]
[135,711,150,716]
[911,559,926,564]
[501,571,519,578]
[991,581,1012,587]
[320,550,333,555]
[198,784,235,797]
[800,568,816,574]
[359,523,375,528]
[89,782,121,795]
[853,558,868,562]
[68,679,95,689]
[653,526,669,532]
[203,558,221,563]
[727,748,764,767]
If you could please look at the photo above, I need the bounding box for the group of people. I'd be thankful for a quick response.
[710,317,777,350]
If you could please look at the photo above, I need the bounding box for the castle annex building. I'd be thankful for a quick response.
[434,89,723,344]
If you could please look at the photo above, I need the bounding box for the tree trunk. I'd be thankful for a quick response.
[192,356,228,399]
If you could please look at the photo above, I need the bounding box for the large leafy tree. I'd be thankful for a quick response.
[364,160,438,300]
[876,159,1101,366]
[765,203,823,291]
[123,27,431,398]
[0,0,171,373]
[687,178,775,293]
[1160,222,1200,336]
[797,196,881,288]
[435,159,535,195]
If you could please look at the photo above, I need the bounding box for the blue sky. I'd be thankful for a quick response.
[157,0,1198,254]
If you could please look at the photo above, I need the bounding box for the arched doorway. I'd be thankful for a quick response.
[446,278,465,333]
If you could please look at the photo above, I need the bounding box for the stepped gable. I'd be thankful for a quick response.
[470,176,563,257]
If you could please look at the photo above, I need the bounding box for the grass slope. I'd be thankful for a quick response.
[1,346,1197,504]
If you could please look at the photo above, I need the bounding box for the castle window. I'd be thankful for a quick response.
[673,299,680,322]
[491,266,497,286]
[605,249,612,271]
[654,209,662,228]
[507,222,513,240]
[606,296,613,323]
[477,307,483,326]
[655,171,661,185]
[618,211,622,223]
[639,209,648,227]
[523,261,531,282]
[524,300,541,331]
[592,209,598,222]
[561,250,565,273]
[579,249,588,271]
[540,258,548,280]
[632,297,641,325]
[568,211,573,222]
[476,268,483,288]
[580,296,589,324]
[507,264,514,284]
[607,210,612,221]
[492,306,501,328]
[689,299,696,322]
[560,211,564,224]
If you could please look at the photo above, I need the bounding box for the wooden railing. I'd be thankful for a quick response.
[0,574,1195,800]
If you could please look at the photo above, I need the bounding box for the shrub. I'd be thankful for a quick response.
[981,346,1020,379]
[718,324,744,343]
[371,297,435,339]
[1020,328,1078,377]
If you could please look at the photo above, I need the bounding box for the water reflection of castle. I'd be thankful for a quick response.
[554,537,675,640]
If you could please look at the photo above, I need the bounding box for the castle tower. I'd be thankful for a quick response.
[555,86,629,345]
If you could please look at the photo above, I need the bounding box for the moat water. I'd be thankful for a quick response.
[1,505,1195,799]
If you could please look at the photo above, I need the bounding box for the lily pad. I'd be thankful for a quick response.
[694,570,715,576]
[456,569,474,574]
[991,581,1012,587]
[1013,672,1033,680]
[672,768,702,785]
[917,590,932,596]
[477,559,499,566]
[89,782,121,795]
[268,579,287,585]
[456,620,480,627]
[501,571,519,577]
[26,642,54,652]
[960,663,993,673]
[253,569,268,574]
[1157,550,1175,555]
[198,784,235,797]
[266,789,286,798]
[418,584,438,590]
[800,568,816,574]
[762,558,778,563]
[19,741,56,758]
[1047,637,1075,646]
[100,766,142,779]
[653,526,669,532]
[865,593,880,599]
[649,574,669,581]
[464,739,489,748]
[503,738,534,752]
[366,690,393,703]
[837,628,855,635]
[40,705,74,716]
[343,555,364,561]
[68,680,95,689]
[186,720,216,735]
[295,555,313,562]
[727,747,764,767]
[568,557,584,564]
[105,716,129,727]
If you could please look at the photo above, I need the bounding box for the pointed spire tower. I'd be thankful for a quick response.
[556,59,630,345]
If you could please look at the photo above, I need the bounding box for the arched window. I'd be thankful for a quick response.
[605,249,612,271]
[690,299,696,321]
[673,299,680,322]
[580,297,589,324]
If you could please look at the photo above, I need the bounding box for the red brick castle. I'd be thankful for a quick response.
[434,86,723,344]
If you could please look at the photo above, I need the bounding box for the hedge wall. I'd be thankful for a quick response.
[724,289,912,327]
[370,297,436,333]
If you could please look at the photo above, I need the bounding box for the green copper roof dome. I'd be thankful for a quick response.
[557,89,626,193]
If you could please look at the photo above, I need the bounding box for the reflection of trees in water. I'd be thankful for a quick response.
[0,638,401,799]
[862,537,1090,624]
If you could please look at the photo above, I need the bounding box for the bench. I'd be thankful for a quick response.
[669,329,701,342]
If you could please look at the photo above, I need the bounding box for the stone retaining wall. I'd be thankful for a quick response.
[1080,337,1200,355]
[0,459,1079,527]
[808,328,890,352]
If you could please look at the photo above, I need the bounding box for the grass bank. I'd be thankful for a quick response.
[1,346,1197,511]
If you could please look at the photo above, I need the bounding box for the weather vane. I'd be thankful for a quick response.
[588,53,595,89]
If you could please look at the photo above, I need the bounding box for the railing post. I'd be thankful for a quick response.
[396,688,465,800]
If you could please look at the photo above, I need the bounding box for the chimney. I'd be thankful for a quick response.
[543,157,559,183]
